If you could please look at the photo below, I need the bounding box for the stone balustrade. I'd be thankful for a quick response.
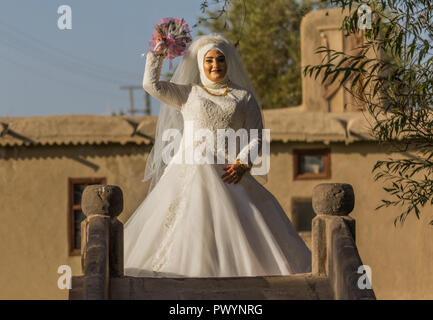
[79,184,124,300]
[71,182,376,300]
[312,183,376,300]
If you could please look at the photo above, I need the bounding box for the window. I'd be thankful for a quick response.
[293,148,331,180]
[291,197,316,249]
[68,177,106,256]
[291,198,316,232]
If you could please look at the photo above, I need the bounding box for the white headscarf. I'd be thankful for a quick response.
[196,43,229,89]
[142,33,267,194]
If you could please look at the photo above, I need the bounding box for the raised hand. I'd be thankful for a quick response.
[155,32,167,56]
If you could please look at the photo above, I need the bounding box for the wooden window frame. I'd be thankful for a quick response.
[293,148,331,180]
[68,177,106,256]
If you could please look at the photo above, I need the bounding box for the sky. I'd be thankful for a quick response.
[0,0,207,117]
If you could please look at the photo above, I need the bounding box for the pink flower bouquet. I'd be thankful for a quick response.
[148,17,192,69]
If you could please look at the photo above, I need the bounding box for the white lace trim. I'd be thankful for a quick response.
[151,164,197,272]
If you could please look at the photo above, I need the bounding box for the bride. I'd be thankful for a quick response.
[123,33,311,277]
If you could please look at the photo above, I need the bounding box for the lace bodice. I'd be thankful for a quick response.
[142,51,263,167]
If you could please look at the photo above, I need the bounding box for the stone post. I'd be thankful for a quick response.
[80,185,124,300]
[312,183,375,299]
[311,183,355,276]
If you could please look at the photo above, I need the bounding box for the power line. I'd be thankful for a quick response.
[0,19,138,79]
[0,19,143,86]
[0,53,150,117]
[0,52,122,100]
[0,19,148,115]
[0,35,133,86]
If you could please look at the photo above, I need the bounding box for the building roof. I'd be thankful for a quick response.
[0,108,376,147]
[0,114,156,147]
[263,107,376,144]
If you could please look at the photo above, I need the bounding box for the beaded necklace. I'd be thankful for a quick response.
[201,82,230,96]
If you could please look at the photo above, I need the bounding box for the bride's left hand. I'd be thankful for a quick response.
[222,164,247,184]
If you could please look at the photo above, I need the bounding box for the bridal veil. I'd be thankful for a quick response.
[142,33,268,194]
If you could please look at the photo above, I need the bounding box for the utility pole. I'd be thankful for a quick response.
[119,86,151,116]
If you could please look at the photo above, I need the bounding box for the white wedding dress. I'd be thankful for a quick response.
[123,51,312,277]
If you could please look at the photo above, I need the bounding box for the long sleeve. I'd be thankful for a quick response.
[236,92,264,168]
[142,51,192,110]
